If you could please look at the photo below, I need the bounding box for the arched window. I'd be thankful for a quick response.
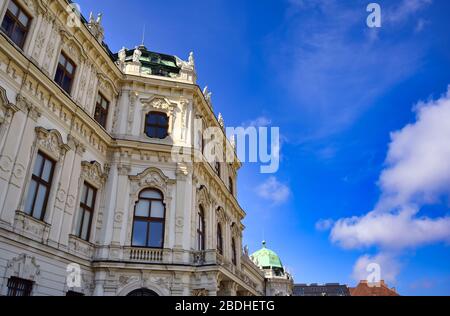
[231,238,237,265]
[127,288,159,296]
[197,206,205,251]
[228,177,233,195]
[145,112,169,139]
[217,223,223,255]
[132,189,165,248]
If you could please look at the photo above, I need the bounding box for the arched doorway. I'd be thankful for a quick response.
[127,288,159,296]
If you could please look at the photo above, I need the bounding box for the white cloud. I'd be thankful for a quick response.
[331,86,450,251]
[256,176,291,205]
[331,207,450,250]
[352,253,401,284]
[315,218,334,231]
[242,116,272,128]
[387,0,432,24]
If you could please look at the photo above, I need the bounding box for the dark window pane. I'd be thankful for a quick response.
[66,61,74,74]
[41,159,53,182]
[62,75,72,93]
[86,187,94,208]
[132,221,147,246]
[11,27,25,46]
[150,201,164,218]
[32,184,47,219]
[140,190,162,199]
[33,154,43,176]
[7,277,33,296]
[1,15,14,34]
[75,207,83,236]
[25,180,37,214]
[148,222,163,248]
[81,211,91,240]
[66,291,84,296]
[54,68,64,87]
[59,54,66,65]
[80,184,87,204]
[18,11,28,26]
[135,200,150,217]
[8,1,19,15]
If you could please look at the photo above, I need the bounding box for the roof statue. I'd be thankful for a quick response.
[218,113,224,129]
[133,46,142,63]
[188,51,195,67]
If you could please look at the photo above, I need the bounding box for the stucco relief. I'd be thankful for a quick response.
[4,254,41,283]
[35,127,70,161]
[140,96,177,137]
[0,85,18,125]
[81,161,108,189]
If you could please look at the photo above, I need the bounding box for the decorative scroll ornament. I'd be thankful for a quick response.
[35,127,70,160]
[81,161,108,188]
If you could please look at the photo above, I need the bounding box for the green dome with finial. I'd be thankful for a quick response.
[250,241,283,270]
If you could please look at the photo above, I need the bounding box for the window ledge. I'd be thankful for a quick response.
[13,211,51,243]
[68,234,95,260]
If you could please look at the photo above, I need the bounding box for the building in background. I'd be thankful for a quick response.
[250,241,293,296]
[350,281,399,296]
[0,0,290,296]
[293,283,350,296]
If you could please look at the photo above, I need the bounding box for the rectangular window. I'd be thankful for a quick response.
[0,0,31,49]
[7,277,33,296]
[94,93,109,128]
[25,151,55,221]
[54,52,76,94]
[75,182,97,241]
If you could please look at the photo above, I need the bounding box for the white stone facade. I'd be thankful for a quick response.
[0,0,266,296]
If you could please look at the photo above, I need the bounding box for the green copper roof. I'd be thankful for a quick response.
[250,241,283,269]
[114,45,181,78]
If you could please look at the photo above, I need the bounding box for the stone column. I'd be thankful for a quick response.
[111,164,131,246]
[47,141,76,247]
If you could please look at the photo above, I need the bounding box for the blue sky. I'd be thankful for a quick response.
[76,0,450,295]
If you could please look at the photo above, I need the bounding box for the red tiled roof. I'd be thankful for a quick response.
[350,281,399,296]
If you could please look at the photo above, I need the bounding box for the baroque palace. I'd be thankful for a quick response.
[0,0,293,296]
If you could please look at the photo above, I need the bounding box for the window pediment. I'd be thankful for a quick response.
[140,96,176,114]
[81,161,108,188]
[129,167,175,200]
[35,127,70,161]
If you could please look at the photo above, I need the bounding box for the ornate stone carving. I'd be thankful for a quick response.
[35,127,70,160]
[216,207,227,224]
[16,94,41,120]
[5,254,41,282]
[81,161,108,188]
[202,86,212,105]
[192,288,208,296]
[129,167,175,199]
[140,96,177,118]
[87,12,105,42]
[0,86,18,124]
[68,235,95,259]
[197,185,212,208]
[13,211,51,243]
